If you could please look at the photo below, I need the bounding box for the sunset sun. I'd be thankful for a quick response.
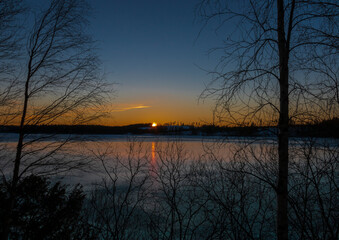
[152,122,157,127]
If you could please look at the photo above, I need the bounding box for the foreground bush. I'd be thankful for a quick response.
[0,175,97,239]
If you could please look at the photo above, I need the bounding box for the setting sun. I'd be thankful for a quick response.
[152,122,157,127]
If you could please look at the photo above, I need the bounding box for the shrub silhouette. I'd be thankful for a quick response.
[0,175,96,239]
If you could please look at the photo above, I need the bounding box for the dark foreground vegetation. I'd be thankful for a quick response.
[1,117,338,138]
[0,176,95,239]
[0,139,337,239]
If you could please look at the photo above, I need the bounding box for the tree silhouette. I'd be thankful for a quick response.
[0,0,25,123]
[1,0,112,238]
[0,175,96,239]
[198,0,338,239]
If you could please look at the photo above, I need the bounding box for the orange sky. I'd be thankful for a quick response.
[99,94,214,126]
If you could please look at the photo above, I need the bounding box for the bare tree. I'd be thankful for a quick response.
[86,140,151,240]
[1,0,111,238]
[12,0,109,183]
[146,140,210,240]
[198,1,338,239]
[0,0,24,58]
[197,136,338,239]
[288,138,339,239]
[195,140,276,239]
[0,0,25,122]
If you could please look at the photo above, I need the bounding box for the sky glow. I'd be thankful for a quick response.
[88,0,221,125]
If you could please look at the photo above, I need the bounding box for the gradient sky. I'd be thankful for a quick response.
[88,0,224,126]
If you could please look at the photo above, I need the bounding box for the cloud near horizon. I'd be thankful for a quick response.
[111,105,151,112]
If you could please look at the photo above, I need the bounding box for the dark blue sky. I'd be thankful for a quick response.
[89,0,224,125]
[31,0,224,125]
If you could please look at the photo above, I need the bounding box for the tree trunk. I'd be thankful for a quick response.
[277,0,289,239]
[1,62,31,240]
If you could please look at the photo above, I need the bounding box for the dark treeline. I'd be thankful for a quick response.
[1,118,338,138]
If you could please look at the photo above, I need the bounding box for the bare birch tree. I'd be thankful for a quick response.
[198,0,338,239]
[1,0,111,238]
[0,0,25,123]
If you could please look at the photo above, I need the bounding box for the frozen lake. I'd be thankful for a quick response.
[1,133,337,239]
[1,133,338,187]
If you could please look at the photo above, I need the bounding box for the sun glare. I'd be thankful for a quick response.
[152,122,157,127]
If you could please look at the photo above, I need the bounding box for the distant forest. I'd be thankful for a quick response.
[1,118,338,138]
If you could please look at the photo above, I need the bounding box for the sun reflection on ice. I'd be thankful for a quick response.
[149,141,158,179]
[151,142,156,164]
